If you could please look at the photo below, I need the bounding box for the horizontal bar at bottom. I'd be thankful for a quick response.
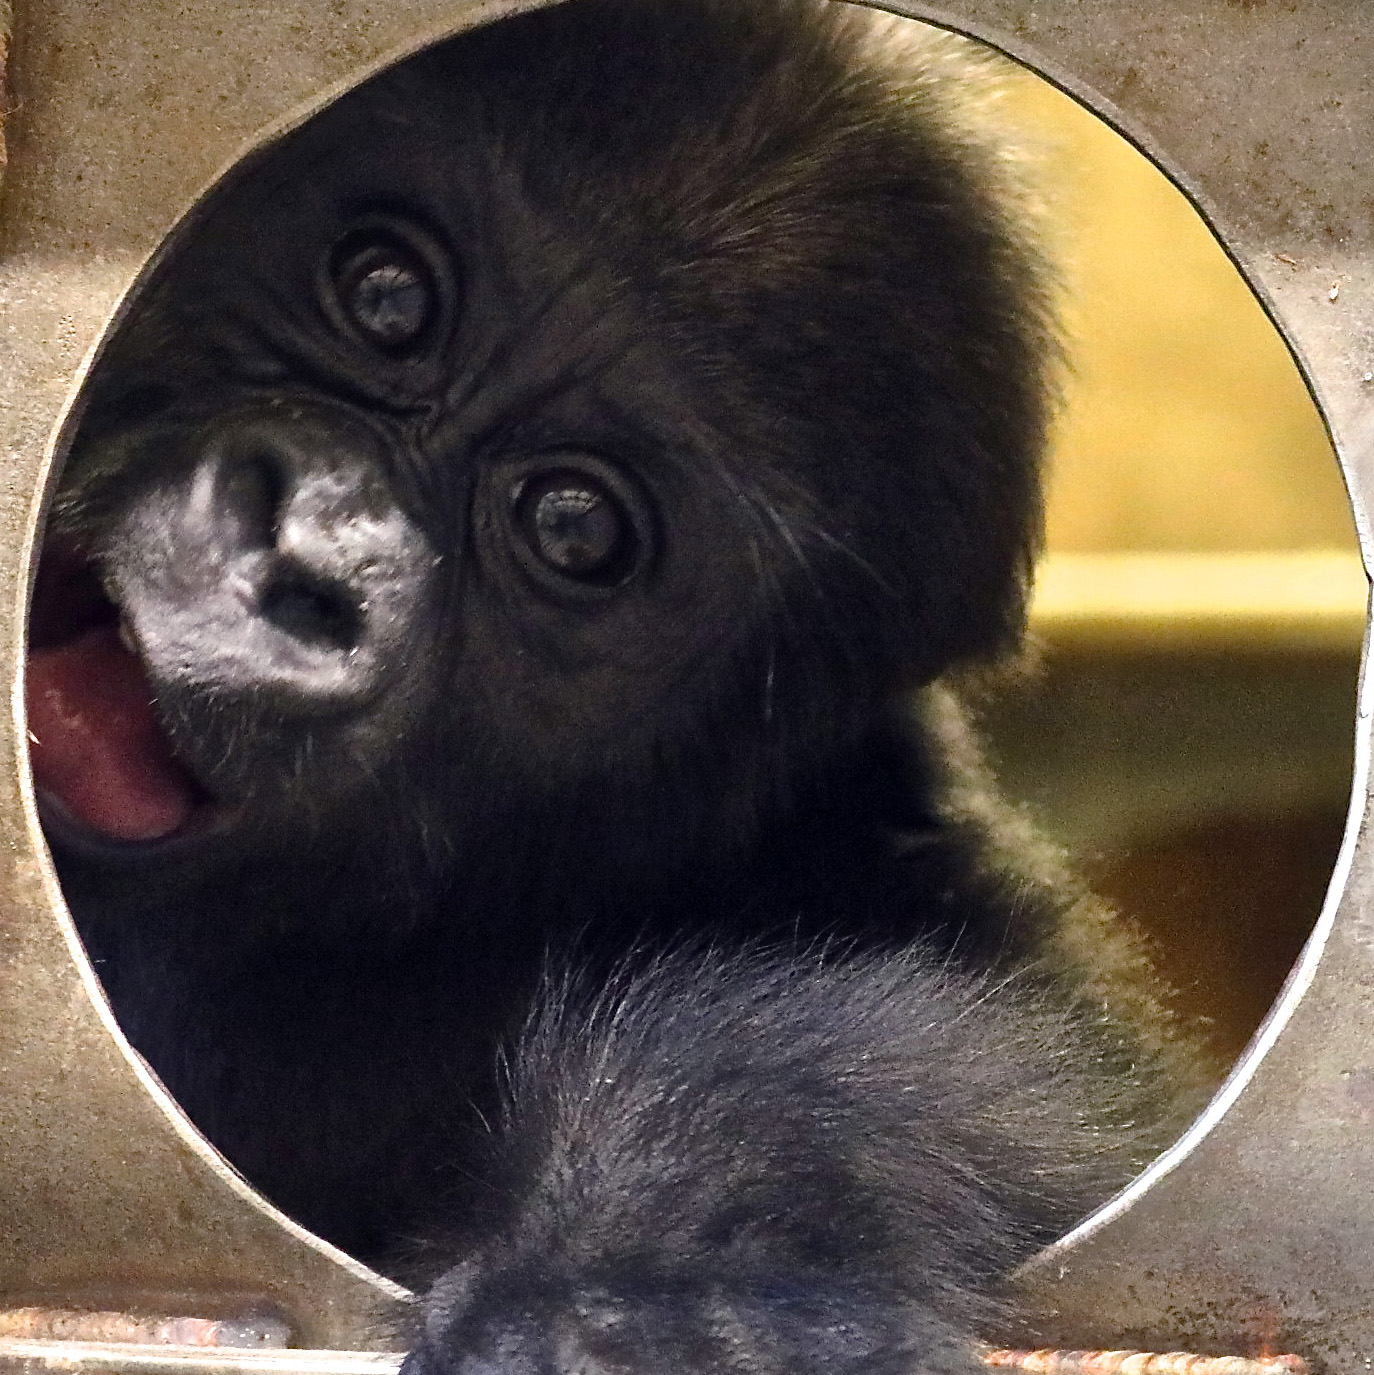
[0,1340,404,1375]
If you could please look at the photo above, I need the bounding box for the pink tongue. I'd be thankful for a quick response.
[27,625,197,841]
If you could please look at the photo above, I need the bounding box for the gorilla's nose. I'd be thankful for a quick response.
[211,432,367,656]
[104,402,439,720]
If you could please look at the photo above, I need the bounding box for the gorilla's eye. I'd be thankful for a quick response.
[326,231,440,352]
[498,456,655,595]
[514,471,634,585]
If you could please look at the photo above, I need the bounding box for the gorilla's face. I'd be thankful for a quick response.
[29,84,768,917]
[27,11,1045,931]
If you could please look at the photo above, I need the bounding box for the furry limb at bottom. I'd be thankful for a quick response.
[405,950,1154,1375]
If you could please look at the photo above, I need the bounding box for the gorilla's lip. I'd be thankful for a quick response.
[26,536,222,851]
[35,782,242,863]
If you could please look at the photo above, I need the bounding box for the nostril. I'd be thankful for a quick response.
[219,450,286,549]
[259,568,362,651]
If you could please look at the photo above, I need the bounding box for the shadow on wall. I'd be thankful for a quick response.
[0,13,9,184]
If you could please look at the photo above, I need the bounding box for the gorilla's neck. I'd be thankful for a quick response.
[71,697,995,999]
[62,697,1048,1267]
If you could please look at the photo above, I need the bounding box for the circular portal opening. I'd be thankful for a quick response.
[21,0,1361,1328]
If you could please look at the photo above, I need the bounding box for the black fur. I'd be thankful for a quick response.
[30,2,1186,1370]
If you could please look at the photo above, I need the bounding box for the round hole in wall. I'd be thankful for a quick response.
[21,0,1362,1313]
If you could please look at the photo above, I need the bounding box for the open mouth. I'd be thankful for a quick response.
[26,537,208,846]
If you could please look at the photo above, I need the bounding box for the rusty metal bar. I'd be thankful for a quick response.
[0,1311,292,1349]
[0,1343,404,1375]
[982,1353,1309,1375]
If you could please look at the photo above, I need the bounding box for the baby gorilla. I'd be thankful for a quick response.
[28,0,1186,1370]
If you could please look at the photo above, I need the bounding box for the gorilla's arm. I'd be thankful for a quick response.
[406,949,1150,1375]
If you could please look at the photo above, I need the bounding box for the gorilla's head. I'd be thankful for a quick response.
[29,0,1052,933]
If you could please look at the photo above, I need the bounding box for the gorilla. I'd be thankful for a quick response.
[26,1,1192,1370]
